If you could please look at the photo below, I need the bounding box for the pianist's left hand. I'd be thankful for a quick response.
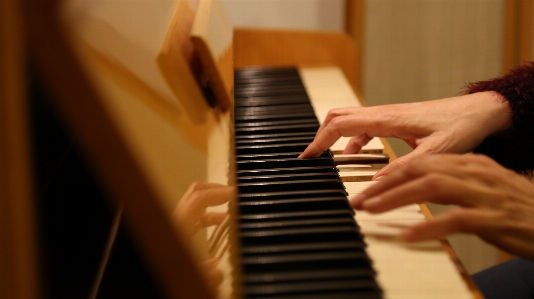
[173,182,234,238]
[351,153,534,260]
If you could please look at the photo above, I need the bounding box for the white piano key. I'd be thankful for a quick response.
[344,181,377,194]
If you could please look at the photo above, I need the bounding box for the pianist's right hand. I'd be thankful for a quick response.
[299,91,511,179]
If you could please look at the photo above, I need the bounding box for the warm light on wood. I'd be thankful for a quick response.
[0,1,39,299]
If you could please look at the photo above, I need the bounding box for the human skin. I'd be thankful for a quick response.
[351,153,534,260]
[299,91,511,179]
[298,91,534,259]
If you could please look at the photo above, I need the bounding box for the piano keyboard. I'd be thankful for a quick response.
[232,67,383,299]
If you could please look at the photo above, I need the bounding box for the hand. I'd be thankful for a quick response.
[351,154,534,260]
[299,92,511,179]
[172,182,234,238]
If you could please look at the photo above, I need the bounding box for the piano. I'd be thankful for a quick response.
[2,0,482,298]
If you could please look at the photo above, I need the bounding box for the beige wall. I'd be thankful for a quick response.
[221,0,345,31]
[364,0,504,156]
[364,0,504,274]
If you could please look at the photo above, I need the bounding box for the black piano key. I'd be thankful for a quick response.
[237,166,338,177]
[236,137,315,146]
[243,279,381,299]
[240,238,365,255]
[237,172,339,183]
[235,119,319,128]
[239,226,363,246]
[235,123,319,136]
[238,196,350,214]
[234,80,304,90]
[235,66,299,76]
[235,104,314,116]
[235,134,316,143]
[238,189,347,202]
[234,71,302,82]
[236,116,317,126]
[241,250,371,272]
[239,209,355,224]
[234,86,307,98]
[243,268,374,284]
[235,73,303,83]
[236,143,311,155]
[235,112,317,122]
[237,157,335,171]
[237,151,331,162]
[238,179,345,194]
[239,217,356,231]
[243,292,382,299]
[234,95,311,107]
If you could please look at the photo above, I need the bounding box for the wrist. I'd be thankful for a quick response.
[473,91,512,137]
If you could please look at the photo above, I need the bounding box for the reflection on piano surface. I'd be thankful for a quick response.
[11,0,482,298]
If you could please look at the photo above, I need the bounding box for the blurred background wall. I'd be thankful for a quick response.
[222,0,533,275]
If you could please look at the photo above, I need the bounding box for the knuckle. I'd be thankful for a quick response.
[189,191,202,203]
[327,108,343,118]
[470,154,496,166]
[402,159,426,177]
[327,117,345,136]
[190,181,203,191]
[421,173,446,190]
[446,209,473,232]
[324,110,342,125]
[328,115,343,128]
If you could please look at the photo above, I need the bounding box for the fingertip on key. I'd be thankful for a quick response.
[350,194,366,209]
[299,144,322,158]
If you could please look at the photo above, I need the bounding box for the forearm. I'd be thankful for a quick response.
[466,62,534,175]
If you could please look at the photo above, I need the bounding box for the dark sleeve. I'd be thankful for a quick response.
[466,62,534,175]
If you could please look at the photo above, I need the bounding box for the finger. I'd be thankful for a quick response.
[401,208,496,242]
[300,113,369,158]
[299,142,328,158]
[176,186,235,223]
[200,258,224,289]
[355,174,483,212]
[299,123,343,158]
[343,134,373,154]
[371,157,408,180]
[180,182,228,203]
[197,186,236,207]
[360,152,455,200]
[185,186,235,219]
[198,212,229,228]
[372,142,450,180]
[315,107,357,136]
[352,155,423,209]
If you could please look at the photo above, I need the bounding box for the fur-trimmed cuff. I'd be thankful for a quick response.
[466,62,534,175]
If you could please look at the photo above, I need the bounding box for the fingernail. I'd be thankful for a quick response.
[373,175,384,181]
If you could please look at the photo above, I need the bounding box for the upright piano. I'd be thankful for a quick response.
[3,0,482,298]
